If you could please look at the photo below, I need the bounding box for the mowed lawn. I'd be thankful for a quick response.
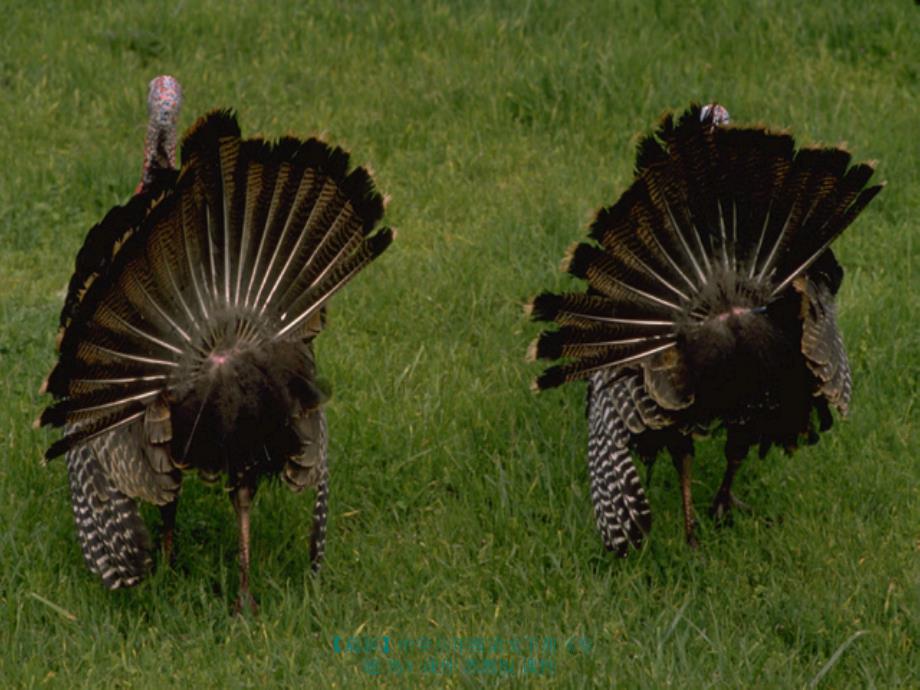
[1,1,917,687]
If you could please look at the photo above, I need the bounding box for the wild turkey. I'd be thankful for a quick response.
[528,104,881,554]
[36,75,393,612]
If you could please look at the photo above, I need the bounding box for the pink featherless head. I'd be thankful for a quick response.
[136,75,183,193]
[700,103,730,127]
[147,75,183,128]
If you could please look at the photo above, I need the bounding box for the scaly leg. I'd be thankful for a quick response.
[709,431,752,525]
[674,452,698,548]
[231,485,258,615]
[159,499,178,566]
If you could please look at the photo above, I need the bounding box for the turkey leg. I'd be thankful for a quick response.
[669,443,698,549]
[231,485,258,615]
[159,499,178,566]
[710,431,752,524]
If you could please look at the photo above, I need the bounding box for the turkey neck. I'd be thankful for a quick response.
[137,75,182,192]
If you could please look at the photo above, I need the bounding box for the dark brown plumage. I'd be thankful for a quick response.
[37,76,392,611]
[528,104,881,554]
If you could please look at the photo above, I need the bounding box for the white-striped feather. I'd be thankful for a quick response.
[64,389,161,415]
[646,220,700,294]
[273,246,374,339]
[104,309,184,356]
[730,200,739,272]
[259,177,340,316]
[754,204,796,282]
[181,203,211,321]
[688,219,713,277]
[244,163,292,308]
[622,246,691,304]
[562,341,678,382]
[130,275,193,344]
[553,312,675,328]
[66,410,145,451]
[747,208,772,279]
[162,253,204,335]
[662,199,708,287]
[89,344,178,368]
[562,334,675,350]
[70,374,167,386]
[234,162,261,308]
[251,168,312,312]
[717,200,730,271]
[601,273,684,313]
[295,204,360,285]
[769,235,840,299]
[220,147,233,307]
[205,204,220,302]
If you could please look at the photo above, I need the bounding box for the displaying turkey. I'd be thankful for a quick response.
[37,75,393,612]
[528,104,881,554]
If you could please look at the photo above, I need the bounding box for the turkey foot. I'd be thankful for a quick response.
[711,435,750,527]
[708,490,751,526]
[233,591,259,617]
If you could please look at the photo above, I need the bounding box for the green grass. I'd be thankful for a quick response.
[1,0,918,687]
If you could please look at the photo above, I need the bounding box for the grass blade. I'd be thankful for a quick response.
[809,630,868,688]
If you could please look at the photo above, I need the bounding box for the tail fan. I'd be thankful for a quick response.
[38,110,393,461]
[530,103,881,389]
